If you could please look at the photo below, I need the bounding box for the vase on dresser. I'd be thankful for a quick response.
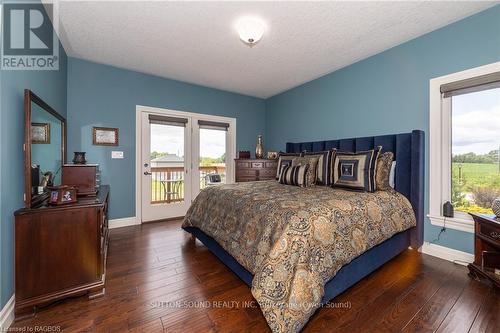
[255,135,264,159]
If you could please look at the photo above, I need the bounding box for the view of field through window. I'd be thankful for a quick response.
[451,87,500,214]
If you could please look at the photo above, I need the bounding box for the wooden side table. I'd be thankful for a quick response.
[468,213,500,288]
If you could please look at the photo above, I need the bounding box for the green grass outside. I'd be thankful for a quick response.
[452,162,500,190]
[151,180,185,202]
[150,178,213,202]
[452,162,500,214]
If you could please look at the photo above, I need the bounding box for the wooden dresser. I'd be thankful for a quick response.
[62,164,100,196]
[235,159,278,182]
[14,185,110,317]
[468,213,500,288]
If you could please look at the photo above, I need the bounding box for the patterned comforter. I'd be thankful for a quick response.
[182,180,416,332]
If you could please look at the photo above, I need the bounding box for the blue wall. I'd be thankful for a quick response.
[265,6,500,254]
[67,58,266,220]
[0,38,67,309]
[1,2,498,312]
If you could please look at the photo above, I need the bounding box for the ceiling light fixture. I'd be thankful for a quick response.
[236,16,266,46]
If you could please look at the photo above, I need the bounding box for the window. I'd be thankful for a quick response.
[429,62,500,233]
[451,88,500,215]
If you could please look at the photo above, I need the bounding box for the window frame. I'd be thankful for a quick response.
[428,61,500,233]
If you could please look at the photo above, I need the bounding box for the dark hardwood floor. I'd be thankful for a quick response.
[10,219,499,332]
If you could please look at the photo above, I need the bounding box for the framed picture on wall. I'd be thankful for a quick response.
[31,123,50,144]
[92,127,119,146]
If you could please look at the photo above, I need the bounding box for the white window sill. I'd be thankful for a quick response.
[428,214,474,233]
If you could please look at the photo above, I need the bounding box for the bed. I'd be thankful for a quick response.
[182,130,424,332]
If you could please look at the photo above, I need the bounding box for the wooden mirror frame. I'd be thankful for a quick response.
[24,89,67,208]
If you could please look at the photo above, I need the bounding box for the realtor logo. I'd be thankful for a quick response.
[1,1,59,70]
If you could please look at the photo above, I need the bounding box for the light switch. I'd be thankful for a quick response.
[111,151,124,159]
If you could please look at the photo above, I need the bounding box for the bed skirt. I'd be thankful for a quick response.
[183,226,412,304]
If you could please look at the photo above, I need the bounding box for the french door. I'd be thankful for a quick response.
[139,107,235,222]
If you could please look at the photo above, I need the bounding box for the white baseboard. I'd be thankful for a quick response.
[109,216,139,229]
[0,295,15,330]
[420,242,474,266]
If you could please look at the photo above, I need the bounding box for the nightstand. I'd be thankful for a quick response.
[468,213,500,288]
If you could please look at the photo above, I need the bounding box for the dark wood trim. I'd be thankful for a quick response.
[24,89,67,208]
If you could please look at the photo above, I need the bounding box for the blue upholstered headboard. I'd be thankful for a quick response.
[286,130,425,249]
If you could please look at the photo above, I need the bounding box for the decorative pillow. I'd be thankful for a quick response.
[291,155,320,186]
[332,146,382,192]
[389,161,396,188]
[276,152,301,179]
[278,164,310,187]
[302,149,336,186]
[375,152,394,191]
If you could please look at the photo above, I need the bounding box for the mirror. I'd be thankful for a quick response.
[24,90,66,208]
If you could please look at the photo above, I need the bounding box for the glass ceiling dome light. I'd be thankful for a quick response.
[236,16,266,46]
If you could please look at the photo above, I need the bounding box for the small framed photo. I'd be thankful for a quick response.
[49,186,78,205]
[93,127,119,146]
[31,123,50,144]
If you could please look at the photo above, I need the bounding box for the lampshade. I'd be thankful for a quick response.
[236,17,265,46]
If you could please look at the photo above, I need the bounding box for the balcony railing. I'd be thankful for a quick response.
[150,165,226,203]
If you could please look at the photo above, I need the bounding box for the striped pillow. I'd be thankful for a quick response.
[278,164,310,187]
[276,152,301,179]
[332,146,382,192]
[303,149,336,186]
[291,155,319,186]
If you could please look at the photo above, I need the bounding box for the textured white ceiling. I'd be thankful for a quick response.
[47,1,496,98]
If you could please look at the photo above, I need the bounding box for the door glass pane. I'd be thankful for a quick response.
[451,87,500,214]
[199,128,226,190]
[150,123,185,204]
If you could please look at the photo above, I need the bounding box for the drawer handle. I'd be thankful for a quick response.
[490,231,500,239]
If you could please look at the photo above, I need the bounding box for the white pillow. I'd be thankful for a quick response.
[389,161,396,188]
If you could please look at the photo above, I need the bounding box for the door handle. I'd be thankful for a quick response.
[144,171,152,176]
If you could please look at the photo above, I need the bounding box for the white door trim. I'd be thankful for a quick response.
[135,105,237,223]
[0,295,14,331]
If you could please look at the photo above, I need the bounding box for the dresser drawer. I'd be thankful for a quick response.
[265,162,278,168]
[479,222,500,246]
[236,161,251,168]
[236,177,256,183]
[259,169,276,178]
[251,162,264,168]
[237,169,257,177]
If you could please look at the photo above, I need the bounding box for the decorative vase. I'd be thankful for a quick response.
[72,152,87,164]
[493,197,500,218]
[255,135,264,159]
